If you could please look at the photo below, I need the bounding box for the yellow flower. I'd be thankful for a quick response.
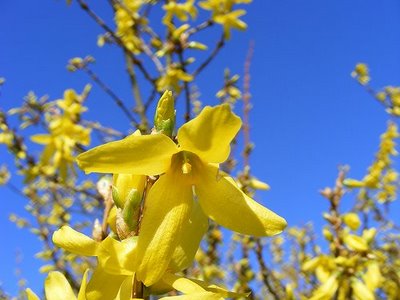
[342,213,361,231]
[77,104,287,285]
[26,270,88,300]
[156,67,193,93]
[214,9,247,39]
[52,226,246,299]
[162,0,197,25]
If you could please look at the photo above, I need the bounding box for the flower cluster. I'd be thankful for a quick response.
[28,91,287,298]
[31,88,91,181]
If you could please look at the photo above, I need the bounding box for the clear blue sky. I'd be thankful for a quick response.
[1,0,400,295]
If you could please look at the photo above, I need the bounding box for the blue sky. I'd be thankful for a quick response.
[1,0,400,295]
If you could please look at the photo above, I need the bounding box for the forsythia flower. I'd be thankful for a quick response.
[156,66,193,93]
[351,63,370,85]
[114,0,144,54]
[50,226,246,299]
[214,9,247,39]
[162,0,197,25]
[77,104,287,285]
[31,89,91,181]
[26,270,88,300]
[199,0,250,39]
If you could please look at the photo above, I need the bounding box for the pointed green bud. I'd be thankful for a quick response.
[154,90,175,137]
[122,188,142,231]
[111,185,124,209]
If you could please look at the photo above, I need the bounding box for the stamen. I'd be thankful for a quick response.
[182,162,192,174]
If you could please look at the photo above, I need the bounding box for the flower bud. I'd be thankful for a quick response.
[154,90,175,137]
[343,234,368,252]
[343,213,361,231]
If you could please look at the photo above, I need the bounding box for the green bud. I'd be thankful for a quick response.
[122,188,142,231]
[111,185,123,209]
[154,90,175,137]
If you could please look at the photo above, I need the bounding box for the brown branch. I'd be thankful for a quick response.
[186,19,214,36]
[254,239,285,300]
[177,49,192,122]
[81,66,140,127]
[75,0,155,85]
[192,34,225,77]
[242,41,254,168]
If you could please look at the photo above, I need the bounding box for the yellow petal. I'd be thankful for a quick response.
[135,171,193,286]
[195,164,287,236]
[26,288,40,300]
[351,279,374,300]
[160,292,223,300]
[97,236,137,275]
[343,234,368,252]
[31,134,52,145]
[363,262,382,291]
[76,133,178,175]
[343,213,361,231]
[86,266,127,300]
[113,173,146,207]
[115,276,133,300]
[160,273,205,294]
[45,271,77,300]
[177,104,241,163]
[309,273,338,300]
[53,226,99,256]
[77,270,89,300]
[190,279,250,298]
[169,200,209,272]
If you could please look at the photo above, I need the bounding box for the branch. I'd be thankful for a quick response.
[75,0,156,85]
[192,34,225,77]
[254,239,285,300]
[82,66,140,127]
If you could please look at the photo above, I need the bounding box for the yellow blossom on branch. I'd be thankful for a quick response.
[77,103,287,285]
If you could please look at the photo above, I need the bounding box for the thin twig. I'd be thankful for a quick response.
[81,66,140,126]
[124,52,149,130]
[144,88,158,112]
[192,34,225,77]
[178,49,192,122]
[75,0,155,85]
[242,41,254,168]
[186,19,214,36]
[255,239,285,300]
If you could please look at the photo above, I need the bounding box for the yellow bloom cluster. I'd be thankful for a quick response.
[344,122,399,203]
[375,86,400,116]
[31,88,91,181]
[45,92,287,298]
[156,66,193,93]
[351,63,370,85]
[114,0,144,54]
[199,0,251,39]
[304,224,382,300]
[162,0,197,25]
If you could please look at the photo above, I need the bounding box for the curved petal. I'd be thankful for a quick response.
[31,134,52,145]
[26,289,40,300]
[113,174,146,206]
[53,226,99,256]
[169,201,208,272]
[115,276,133,300]
[160,273,205,294]
[135,171,193,286]
[97,236,137,275]
[76,133,179,175]
[45,271,76,300]
[195,164,287,237]
[77,270,89,300]
[160,292,223,300]
[177,104,241,163]
[86,266,127,300]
